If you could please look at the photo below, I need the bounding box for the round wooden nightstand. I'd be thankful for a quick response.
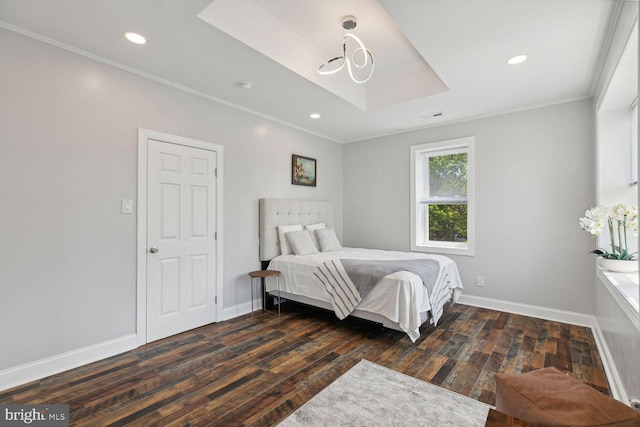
[248,270,281,316]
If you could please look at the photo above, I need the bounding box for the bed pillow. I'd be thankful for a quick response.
[316,228,342,252]
[286,230,319,255]
[277,224,303,255]
[304,222,326,249]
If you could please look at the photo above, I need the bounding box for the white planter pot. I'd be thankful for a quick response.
[597,258,639,273]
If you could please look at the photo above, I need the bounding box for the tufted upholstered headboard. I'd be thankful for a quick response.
[259,198,334,261]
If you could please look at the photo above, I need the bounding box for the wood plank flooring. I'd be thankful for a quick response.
[0,302,609,426]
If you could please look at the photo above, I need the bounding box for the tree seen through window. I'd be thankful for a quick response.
[427,153,468,242]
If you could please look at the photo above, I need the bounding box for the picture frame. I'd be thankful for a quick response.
[292,154,316,187]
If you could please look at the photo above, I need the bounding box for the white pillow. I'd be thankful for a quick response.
[304,222,326,250]
[316,228,342,252]
[286,230,319,255]
[278,224,303,255]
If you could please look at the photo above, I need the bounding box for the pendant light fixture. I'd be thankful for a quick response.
[318,16,374,84]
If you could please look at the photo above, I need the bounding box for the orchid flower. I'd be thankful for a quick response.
[579,204,638,260]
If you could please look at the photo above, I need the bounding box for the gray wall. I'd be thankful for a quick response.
[343,99,596,314]
[0,29,343,370]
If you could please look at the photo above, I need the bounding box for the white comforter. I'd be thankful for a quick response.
[267,247,464,342]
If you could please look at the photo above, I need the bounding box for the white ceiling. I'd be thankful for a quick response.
[0,0,617,143]
[197,0,449,110]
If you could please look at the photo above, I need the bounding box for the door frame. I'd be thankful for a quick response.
[136,128,224,346]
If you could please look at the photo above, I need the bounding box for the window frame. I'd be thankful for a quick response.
[410,136,475,256]
[630,99,637,186]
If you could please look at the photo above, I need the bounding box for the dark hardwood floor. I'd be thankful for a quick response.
[0,302,609,426]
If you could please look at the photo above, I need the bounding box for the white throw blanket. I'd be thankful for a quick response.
[314,258,450,326]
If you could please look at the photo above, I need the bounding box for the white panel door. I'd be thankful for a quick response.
[147,139,217,342]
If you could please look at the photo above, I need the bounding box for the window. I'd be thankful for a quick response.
[595,20,638,319]
[410,137,475,256]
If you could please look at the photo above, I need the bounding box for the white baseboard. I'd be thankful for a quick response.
[0,334,137,392]
[590,318,629,404]
[458,294,628,403]
[458,294,595,327]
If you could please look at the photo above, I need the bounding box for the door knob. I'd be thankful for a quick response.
[149,247,159,253]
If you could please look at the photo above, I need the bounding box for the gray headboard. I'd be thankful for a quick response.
[259,198,334,261]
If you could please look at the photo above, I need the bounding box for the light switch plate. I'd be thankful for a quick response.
[121,199,133,214]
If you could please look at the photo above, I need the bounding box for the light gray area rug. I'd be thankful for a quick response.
[277,359,491,427]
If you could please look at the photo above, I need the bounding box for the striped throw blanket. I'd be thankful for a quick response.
[313,258,450,325]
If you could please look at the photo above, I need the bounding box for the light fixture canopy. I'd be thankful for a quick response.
[318,15,374,84]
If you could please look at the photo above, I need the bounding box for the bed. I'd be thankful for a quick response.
[259,198,464,342]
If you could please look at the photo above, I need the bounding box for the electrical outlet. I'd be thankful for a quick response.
[476,276,485,287]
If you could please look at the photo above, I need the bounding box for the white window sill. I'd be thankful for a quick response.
[597,268,639,330]
[411,242,474,257]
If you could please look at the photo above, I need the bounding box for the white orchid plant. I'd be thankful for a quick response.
[579,204,638,260]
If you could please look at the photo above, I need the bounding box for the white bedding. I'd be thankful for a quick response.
[266,247,464,342]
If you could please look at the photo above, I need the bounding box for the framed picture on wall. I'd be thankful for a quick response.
[292,154,316,187]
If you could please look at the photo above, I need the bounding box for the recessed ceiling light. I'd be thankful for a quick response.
[309,113,321,119]
[507,54,527,65]
[124,32,146,45]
